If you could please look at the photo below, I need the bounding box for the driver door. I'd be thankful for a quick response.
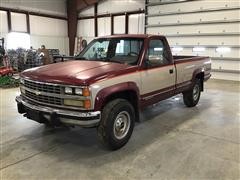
[140,37,175,105]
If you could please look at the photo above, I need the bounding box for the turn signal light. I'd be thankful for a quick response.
[84,99,91,109]
[83,88,90,97]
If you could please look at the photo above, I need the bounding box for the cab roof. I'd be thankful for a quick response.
[96,34,165,39]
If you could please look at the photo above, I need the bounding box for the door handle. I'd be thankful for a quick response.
[169,69,174,74]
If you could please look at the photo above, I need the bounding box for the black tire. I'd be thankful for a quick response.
[183,79,201,107]
[97,99,135,150]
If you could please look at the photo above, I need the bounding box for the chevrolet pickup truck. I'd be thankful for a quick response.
[16,34,211,150]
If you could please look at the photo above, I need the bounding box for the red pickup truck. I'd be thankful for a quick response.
[16,34,211,150]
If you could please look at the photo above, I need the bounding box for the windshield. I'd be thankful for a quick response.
[77,38,144,65]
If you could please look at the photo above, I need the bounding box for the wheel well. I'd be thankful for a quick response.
[195,72,204,91]
[103,90,140,122]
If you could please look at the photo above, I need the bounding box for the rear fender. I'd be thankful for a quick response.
[192,68,204,91]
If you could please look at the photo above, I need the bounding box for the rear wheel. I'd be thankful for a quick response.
[97,99,135,150]
[183,79,201,107]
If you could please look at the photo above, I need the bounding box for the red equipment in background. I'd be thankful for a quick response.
[0,37,13,76]
[0,56,14,76]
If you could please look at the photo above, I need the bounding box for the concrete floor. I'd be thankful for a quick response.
[0,79,239,179]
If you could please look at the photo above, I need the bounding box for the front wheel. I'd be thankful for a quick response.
[183,79,201,107]
[97,99,135,150]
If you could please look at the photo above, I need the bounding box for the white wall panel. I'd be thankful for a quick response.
[211,60,240,71]
[11,12,27,32]
[77,19,94,37]
[172,48,240,59]
[167,36,240,46]
[98,17,111,36]
[129,14,145,34]
[114,16,125,34]
[148,0,239,14]
[30,15,67,37]
[98,0,145,14]
[77,19,95,44]
[148,10,239,24]
[147,23,240,35]
[29,15,68,55]
[30,35,69,55]
[0,11,8,34]
[79,7,94,17]
[1,0,67,16]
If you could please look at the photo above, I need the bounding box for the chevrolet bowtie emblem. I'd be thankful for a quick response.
[35,91,41,95]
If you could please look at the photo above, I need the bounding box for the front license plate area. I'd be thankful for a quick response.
[26,108,41,122]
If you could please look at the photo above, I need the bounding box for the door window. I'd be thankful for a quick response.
[147,39,170,67]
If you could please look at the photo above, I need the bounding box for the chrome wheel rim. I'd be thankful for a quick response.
[193,84,200,101]
[113,111,131,140]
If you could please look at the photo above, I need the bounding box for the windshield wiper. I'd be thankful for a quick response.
[109,60,123,64]
[75,57,88,60]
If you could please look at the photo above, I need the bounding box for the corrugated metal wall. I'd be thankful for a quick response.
[146,0,240,81]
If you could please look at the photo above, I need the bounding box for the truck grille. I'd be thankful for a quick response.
[25,80,61,94]
[25,90,62,105]
[23,80,63,106]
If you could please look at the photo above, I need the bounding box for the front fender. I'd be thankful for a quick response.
[94,82,140,111]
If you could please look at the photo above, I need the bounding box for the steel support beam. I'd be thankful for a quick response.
[145,0,149,34]
[94,3,98,37]
[7,10,12,32]
[26,13,30,34]
[67,0,78,56]
[111,15,114,35]
[125,13,129,34]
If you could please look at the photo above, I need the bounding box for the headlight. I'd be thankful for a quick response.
[75,88,83,95]
[65,87,73,94]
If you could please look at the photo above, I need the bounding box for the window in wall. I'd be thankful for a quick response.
[11,12,27,32]
[7,32,30,49]
[116,40,124,54]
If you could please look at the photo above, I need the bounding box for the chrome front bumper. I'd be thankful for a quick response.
[16,96,101,127]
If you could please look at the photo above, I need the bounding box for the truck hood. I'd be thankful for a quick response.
[21,60,134,85]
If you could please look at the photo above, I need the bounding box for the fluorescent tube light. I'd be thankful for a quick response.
[154,47,163,51]
[193,47,205,52]
[216,47,231,53]
[172,47,183,52]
